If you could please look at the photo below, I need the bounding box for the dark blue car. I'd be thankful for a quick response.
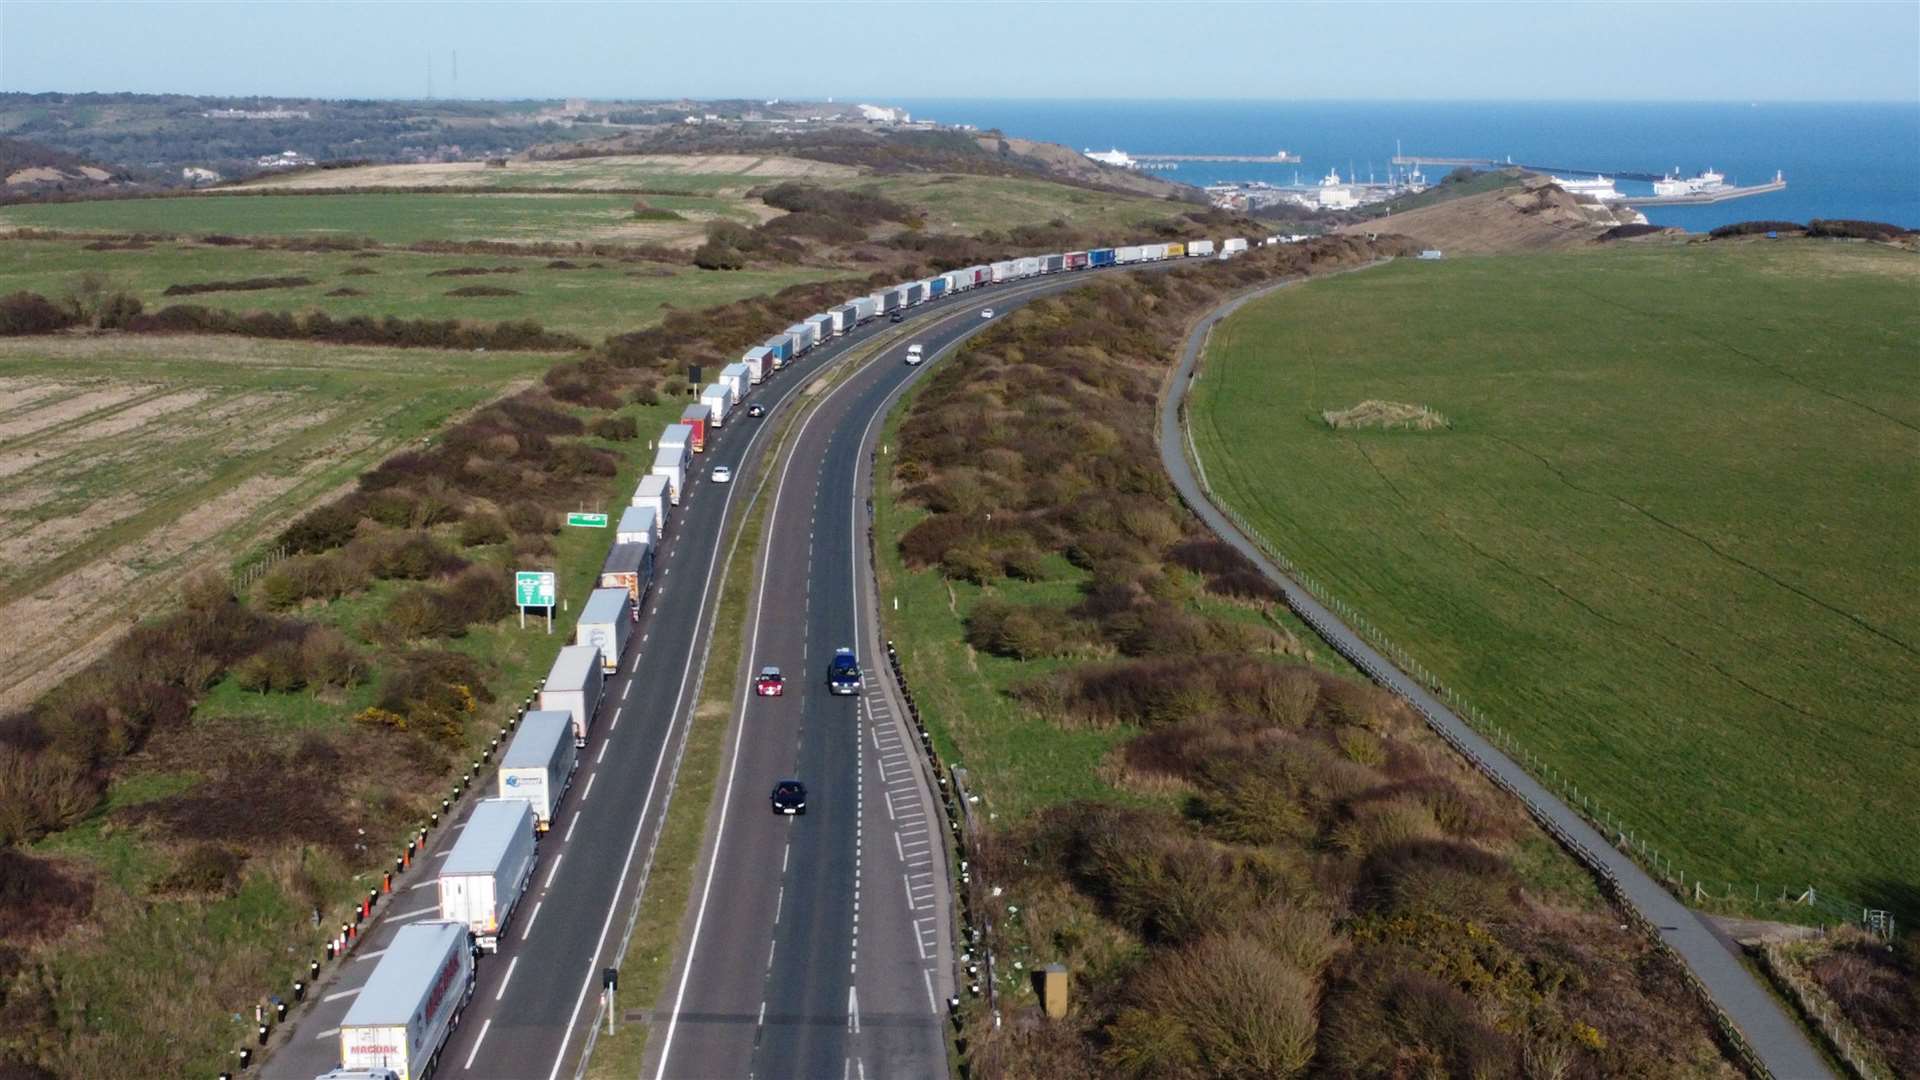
[827,648,862,696]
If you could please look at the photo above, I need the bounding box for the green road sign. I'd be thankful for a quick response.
[566,512,609,528]
[515,570,556,608]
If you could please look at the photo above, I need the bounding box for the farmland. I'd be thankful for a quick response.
[0,334,557,711]
[820,173,1179,236]
[234,152,861,194]
[0,235,847,340]
[0,190,767,246]
[1188,238,1920,911]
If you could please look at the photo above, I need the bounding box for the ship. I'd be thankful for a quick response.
[1652,168,1730,197]
[1549,174,1623,201]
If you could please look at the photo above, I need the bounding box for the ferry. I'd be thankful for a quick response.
[1549,174,1623,201]
[1653,168,1729,197]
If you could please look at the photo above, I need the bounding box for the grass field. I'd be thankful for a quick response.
[1188,239,1920,911]
[0,236,846,340]
[0,334,557,712]
[828,173,1179,237]
[235,153,861,194]
[0,191,765,246]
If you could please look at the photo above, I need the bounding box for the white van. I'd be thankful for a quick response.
[906,344,924,366]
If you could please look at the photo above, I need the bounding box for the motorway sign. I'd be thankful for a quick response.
[566,512,609,528]
[515,570,556,608]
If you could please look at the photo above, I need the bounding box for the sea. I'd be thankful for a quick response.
[891,100,1920,231]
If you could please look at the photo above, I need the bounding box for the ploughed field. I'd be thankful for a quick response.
[0,335,553,711]
[0,235,843,341]
[1189,239,1920,912]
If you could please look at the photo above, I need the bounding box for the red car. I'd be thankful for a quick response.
[754,666,785,697]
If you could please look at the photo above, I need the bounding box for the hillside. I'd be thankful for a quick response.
[1338,174,1645,253]
[0,136,120,192]
[973,133,1193,200]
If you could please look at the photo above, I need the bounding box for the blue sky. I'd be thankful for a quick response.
[2,1,1914,102]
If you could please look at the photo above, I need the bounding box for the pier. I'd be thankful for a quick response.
[1133,152,1302,164]
[1392,154,1663,183]
[1622,177,1788,206]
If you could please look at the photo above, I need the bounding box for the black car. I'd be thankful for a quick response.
[771,779,807,815]
[889,309,905,323]
[747,403,766,418]
[827,647,862,695]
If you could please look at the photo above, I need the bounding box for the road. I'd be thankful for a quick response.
[1159,281,1834,1080]
[267,265,1153,1080]
[646,269,1155,1080]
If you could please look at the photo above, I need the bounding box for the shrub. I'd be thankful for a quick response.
[0,848,95,939]
[0,291,76,335]
[629,384,660,406]
[693,240,746,270]
[258,553,367,609]
[1128,934,1319,1078]
[1808,218,1911,241]
[148,843,244,895]
[279,501,363,555]
[458,513,508,547]
[1333,797,1440,857]
[1191,768,1316,847]
[300,626,367,689]
[161,275,313,296]
[1320,967,1514,1079]
[232,640,308,694]
[363,531,465,581]
[0,746,101,845]
[589,415,638,441]
[1336,727,1386,766]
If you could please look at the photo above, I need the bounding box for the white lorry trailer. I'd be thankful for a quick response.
[650,446,685,506]
[720,362,752,405]
[334,920,474,1080]
[1188,239,1216,257]
[437,798,537,953]
[575,587,634,673]
[539,645,603,747]
[700,384,729,426]
[631,475,669,529]
[497,710,577,832]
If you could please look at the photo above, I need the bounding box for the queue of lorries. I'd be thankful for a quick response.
[312,231,1253,1080]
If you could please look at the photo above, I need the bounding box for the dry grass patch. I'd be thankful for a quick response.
[1321,399,1450,431]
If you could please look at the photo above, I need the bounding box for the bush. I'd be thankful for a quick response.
[0,291,76,335]
[1126,934,1319,1078]
[0,746,101,845]
[232,639,307,694]
[300,626,367,689]
[279,501,364,555]
[693,240,746,271]
[1808,219,1911,241]
[589,415,638,441]
[458,513,508,547]
[148,843,244,895]
[161,275,313,296]
[258,553,367,609]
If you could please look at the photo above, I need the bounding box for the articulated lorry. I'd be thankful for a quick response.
[437,798,537,953]
[497,710,578,832]
[332,920,474,1080]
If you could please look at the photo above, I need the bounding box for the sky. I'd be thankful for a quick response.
[1,1,1915,103]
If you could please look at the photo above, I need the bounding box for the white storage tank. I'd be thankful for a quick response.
[437,798,537,953]
[575,587,634,673]
[497,710,577,832]
[539,645,603,747]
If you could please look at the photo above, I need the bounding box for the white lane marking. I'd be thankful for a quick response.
[353,948,386,962]
[903,872,914,908]
[564,812,579,842]
[611,706,623,730]
[596,741,608,765]
[924,967,939,1012]
[847,986,861,1034]
[782,842,790,873]
[521,900,542,940]
[391,905,439,922]
[894,832,905,862]
[322,987,359,1003]
[758,1000,767,1027]
[496,955,519,1001]
[313,1026,339,1041]
[622,680,631,700]
[463,1017,492,1070]
[581,773,596,801]
[432,849,451,859]
[545,853,565,889]
[655,289,1018,1079]
[410,879,437,891]
[774,885,783,923]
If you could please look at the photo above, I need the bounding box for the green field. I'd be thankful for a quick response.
[1189,239,1920,910]
[834,173,1177,236]
[0,236,844,340]
[0,191,758,245]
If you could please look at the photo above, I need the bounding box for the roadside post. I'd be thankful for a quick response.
[602,967,619,1035]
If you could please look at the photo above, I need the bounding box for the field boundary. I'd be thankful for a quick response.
[1161,274,1833,1080]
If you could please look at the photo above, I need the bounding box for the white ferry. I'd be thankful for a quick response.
[1550,174,1623,201]
[1653,168,1730,197]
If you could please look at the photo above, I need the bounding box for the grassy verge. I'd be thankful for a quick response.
[0,235,846,340]
[1188,239,1920,911]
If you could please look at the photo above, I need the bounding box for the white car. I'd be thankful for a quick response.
[906,344,924,366]
[980,308,994,319]
[710,465,732,483]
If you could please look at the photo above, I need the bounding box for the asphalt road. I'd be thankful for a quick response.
[1160,280,1834,1080]
[267,265,1155,1080]
[647,268,1180,1080]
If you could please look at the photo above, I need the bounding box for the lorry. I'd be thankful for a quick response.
[1014,256,1041,278]
[678,403,708,453]
[1089,248,1116,267]
[904,282,924,306]
[659,422,692,458]
[807,313,834,343]
[1115,245,1144,264]
[598,541,654,613]
[617,505,657,547]
[1065,251,1089,271]
[990,261,1014,283]
[1042,254,1065,274]
[539,645,603,747]
[1188,239,1215,257]
[700,384,729,427]
[762,334,793,366]
[334,920,474,1080]
[927,276,948,299]
[650,445,684,506]
[575,587,634,673]
[437,798,537,953]
[851,295,878,323]
[1165,242,1186,258]
[720,363,751,405]
[498,710,578,832]
[1223,237,1249,255]
[829,305,855,335]
[783,323,814,353]
[632,474,669,529]
[741,346,771,383]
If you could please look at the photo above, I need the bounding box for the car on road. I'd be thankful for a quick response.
[906,344,924,366]
[771,779,807,815]
[827,647,862,695]
[754,666,785,697]
[710,465,732,483]
[980,308,994,319]
[747,403,765,418]
[889,309,905,323]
